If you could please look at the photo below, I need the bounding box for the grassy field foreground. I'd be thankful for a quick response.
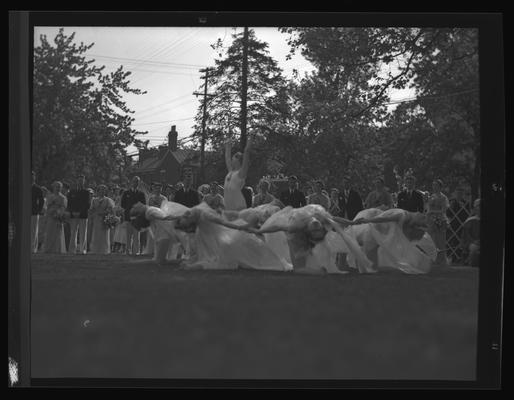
[30,253,479,380]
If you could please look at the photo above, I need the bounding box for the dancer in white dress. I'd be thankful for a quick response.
[253,204,373,274]
[129,201,190,265]
[223,136,252,212]
[345,208,438,274]
[143,183,167,255]
[161,201,291,271]
[222,199,284,230]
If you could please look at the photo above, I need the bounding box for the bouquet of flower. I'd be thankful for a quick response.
[51,209,67,224]
[103,214,121,230]
[431,213,448,231]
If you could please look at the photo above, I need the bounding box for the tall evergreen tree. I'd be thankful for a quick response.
[192,29,287,185]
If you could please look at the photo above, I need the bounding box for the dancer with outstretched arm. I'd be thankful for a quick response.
[223,136,252,212]
[251,204,374,274]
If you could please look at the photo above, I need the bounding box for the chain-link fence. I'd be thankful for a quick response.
[446,200,472,264]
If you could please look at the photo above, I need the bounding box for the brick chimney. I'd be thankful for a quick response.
[168,125,178,152]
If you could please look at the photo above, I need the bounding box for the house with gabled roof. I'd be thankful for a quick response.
[129,125,201,186]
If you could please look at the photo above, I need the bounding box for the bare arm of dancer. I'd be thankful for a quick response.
[203,212,250,231]
[255,221,303,235]
[223,210,241,220]
[162,214,184,221]
[239,136,252,180]
[332,216,359,227]
[358,215,402,224]
[225,139,232,172]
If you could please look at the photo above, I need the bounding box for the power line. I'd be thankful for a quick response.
[100,63,203,77]
[125,29,204,86]
[88,53,207,69]
[134,93,194,116]
[132,116,195,126]
[135,98,195,120]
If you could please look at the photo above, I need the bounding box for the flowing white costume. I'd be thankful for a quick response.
[259,205,373,274]
[223,170,247,211]
[345,208,437,274]
[143,202,188,263]
[162,201,291,271]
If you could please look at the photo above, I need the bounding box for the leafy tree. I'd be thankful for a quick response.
[32,28,147,186]
[279,27,479,196]
[409,28,480,197]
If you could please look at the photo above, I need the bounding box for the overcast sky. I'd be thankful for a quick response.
[34,26,414,154]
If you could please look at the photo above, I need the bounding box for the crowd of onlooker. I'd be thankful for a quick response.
[31,171,480,267]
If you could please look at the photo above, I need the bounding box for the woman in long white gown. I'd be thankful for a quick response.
[143,183,168,255]
[253,204,373,274]
[223,137,252,212]
[88,184,115,255]
[345,208,438,274]
[43,181,67,254]
[129,201,188,265]
[162,201,292,271]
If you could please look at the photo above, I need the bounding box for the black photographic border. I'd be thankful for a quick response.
[8,10,505,389]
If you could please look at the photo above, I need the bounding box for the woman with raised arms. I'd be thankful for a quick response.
[223,136,252,212]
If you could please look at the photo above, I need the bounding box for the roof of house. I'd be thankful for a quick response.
[132,148,201,173]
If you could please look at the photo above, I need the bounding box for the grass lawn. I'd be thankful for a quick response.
[30,254,479,380]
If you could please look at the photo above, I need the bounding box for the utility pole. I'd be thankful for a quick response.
[240,26,249,151]
[193,67,215,183]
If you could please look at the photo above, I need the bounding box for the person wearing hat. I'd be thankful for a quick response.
[397,175,425,213]
[279,175,307,208]
[203,181,225,213]
[67,174,92,254]
[143,182,168,255]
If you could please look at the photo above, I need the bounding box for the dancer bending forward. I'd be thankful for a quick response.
[252,204,373,274]
[165,202,291,271]
[346,208,438,274]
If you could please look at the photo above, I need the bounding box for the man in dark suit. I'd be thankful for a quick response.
[31,171,45,253]
[173,177,200,260]
[397,175,424,213]
[280,175,307,208]
[121,176,147,255]
[67,174,92,254]
[174,177,200,208]
[339,178,364,220]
